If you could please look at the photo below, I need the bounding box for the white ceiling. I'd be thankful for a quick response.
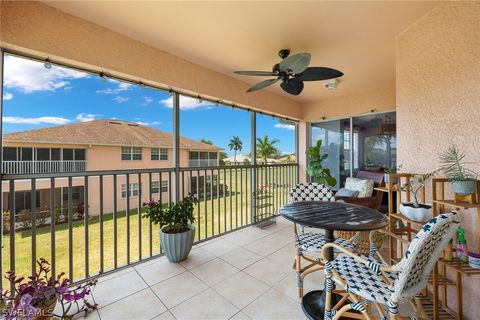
[45,1,438,103]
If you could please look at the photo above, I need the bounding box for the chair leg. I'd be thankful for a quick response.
[296,248,303,298]
[323,262,334,320]
[387,301,399,320]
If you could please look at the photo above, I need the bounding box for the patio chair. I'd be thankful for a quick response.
[321,211,462,320]
[289,182,360,298]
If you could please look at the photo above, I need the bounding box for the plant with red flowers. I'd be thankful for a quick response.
[143,194,198,233]
[0,258,97,320]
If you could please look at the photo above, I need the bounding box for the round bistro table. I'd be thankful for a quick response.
[280,201,389,320]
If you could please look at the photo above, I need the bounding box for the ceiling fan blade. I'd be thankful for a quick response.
[247,78,280,93]
[296,67,344,81]
[234,71,277,76]
[279,53,311,74]
[280,79,304,96]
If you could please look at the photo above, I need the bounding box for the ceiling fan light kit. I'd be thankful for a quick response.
[235,49,343,96]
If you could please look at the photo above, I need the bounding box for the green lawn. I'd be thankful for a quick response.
[2,167,296,287]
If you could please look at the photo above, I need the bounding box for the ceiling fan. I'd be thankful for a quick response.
[234,49,343,96]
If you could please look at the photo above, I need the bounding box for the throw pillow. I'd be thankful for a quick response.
[335,188,359,197]
[345,177,374,198]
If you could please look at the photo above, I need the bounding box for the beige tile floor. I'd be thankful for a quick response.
[78,217,413,320]
[78,217,318,320]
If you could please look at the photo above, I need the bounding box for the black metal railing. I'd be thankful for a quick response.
[0,163,297,289]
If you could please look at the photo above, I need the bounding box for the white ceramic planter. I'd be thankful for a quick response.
[399,203,432,222]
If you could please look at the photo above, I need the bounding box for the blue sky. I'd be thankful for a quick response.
[2,54,296,156]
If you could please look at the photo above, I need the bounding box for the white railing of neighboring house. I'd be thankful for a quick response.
[2,160,87,174]
[189,159,218,167]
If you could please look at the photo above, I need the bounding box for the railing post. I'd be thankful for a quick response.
[250,112,256,224]
[173,92,180,203]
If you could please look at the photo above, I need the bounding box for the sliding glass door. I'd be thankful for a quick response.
[311,118,351,188]
[310,112,396,189]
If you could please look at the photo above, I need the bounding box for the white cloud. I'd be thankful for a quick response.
[135,120,162,126]
[76,113,100,122]
[159,96,212,110]
[3,93,13,100]
[274,123,295,130]
[96,81,132,94]
[142,96,154,106]
[3,116,70,125]
[113,96,130,103]
[4,55,88,93]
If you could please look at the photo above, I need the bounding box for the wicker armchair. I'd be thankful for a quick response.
[334,170,385,210]
[321,211,462,320]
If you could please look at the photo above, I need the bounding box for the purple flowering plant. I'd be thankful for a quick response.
[0,258,97,319]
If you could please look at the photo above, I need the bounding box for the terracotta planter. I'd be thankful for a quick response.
[160,225,195,262]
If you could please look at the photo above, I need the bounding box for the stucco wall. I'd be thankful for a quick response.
[396,2,480,319]
[0,1,301,119]
[302,84,396,122]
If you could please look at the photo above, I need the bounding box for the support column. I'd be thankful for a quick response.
[250,112,256,223]
[173,92,180,202]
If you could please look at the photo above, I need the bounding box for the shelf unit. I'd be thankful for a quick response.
[381,174,480,319]
[431,178,480,320]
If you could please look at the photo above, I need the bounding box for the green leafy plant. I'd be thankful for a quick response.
[400,172,437,207]
[384,164,403,175]
[439,145,478,182]
[306,139,337,187]
[143,194,198,234]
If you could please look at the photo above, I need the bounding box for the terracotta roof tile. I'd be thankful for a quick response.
[3,119,220,151]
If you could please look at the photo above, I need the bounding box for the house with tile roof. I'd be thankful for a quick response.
[2,119,221,217]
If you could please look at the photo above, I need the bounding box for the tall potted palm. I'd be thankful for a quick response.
[143,195,198,262]
[256,135,279,164]
[228,136,243,163]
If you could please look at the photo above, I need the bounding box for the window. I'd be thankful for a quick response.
[63,148,74,161]
[14,190,41,214]
[75,149,86,161]
[21,148,33,161]
[209,152,217,160]
[121,147,142,161]
[189,151,199,160]
[36,148,50,161]
[62,186,84,202]
[51,148,61,161]
[151,148,168,160]
[161,180,169,193]
[121,183,140,198]
[3,147,17,161]
[343,131,350,150]
[151,181,159,194]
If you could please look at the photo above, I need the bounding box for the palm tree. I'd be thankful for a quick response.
[256,135,279,164]
[228,136,243,163]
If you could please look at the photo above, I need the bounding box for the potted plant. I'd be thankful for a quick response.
[143,194,198,262]
[384,164,403,185]
[399,172,436,222]
[306,139,337,187]
[439,145,478,196]
[0,258,97,320]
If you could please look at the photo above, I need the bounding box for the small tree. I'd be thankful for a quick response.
[400,172,436,207]
[228,136,243,163]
